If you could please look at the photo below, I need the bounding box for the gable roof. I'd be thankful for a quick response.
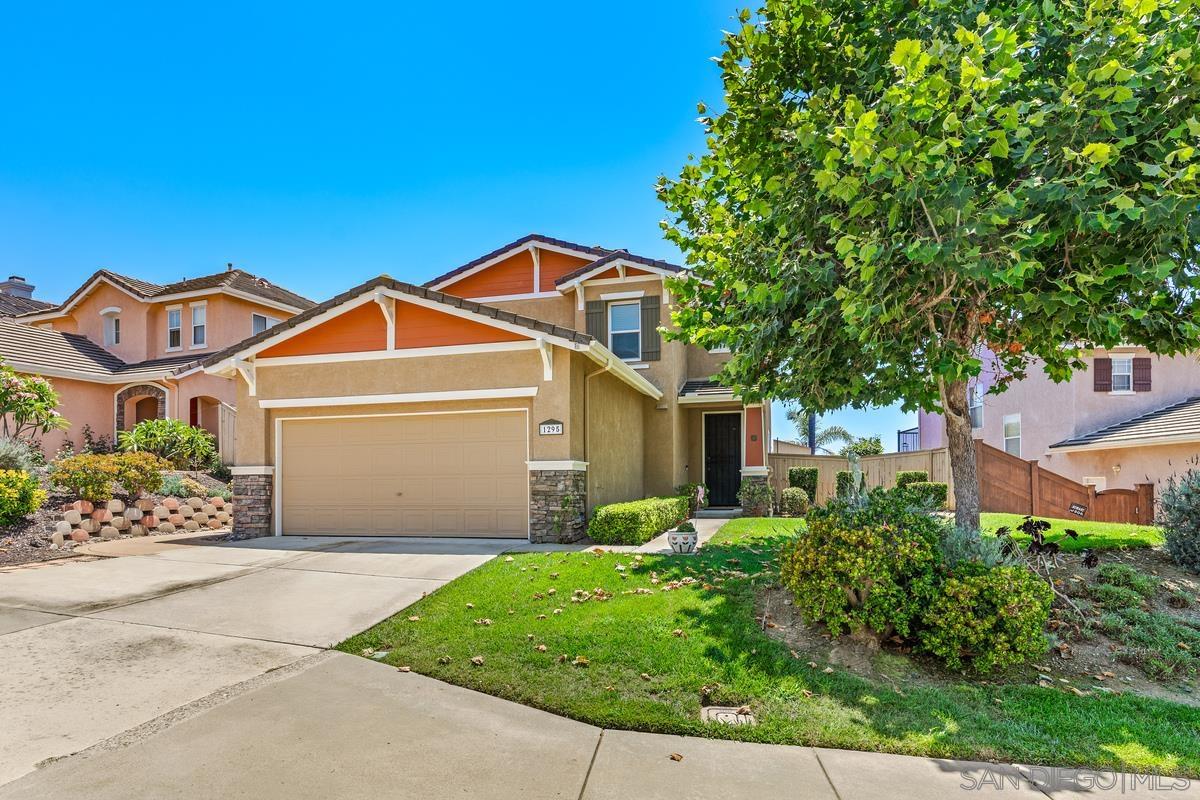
[17,267,316,320]
[198,275,593,369]
[0,319,200,382]
[1049,395,1200,452]
[554,250,685,287]
[423,234,612,290]
[0,294,55,317]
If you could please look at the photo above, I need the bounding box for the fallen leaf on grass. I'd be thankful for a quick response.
[474,618,493,626]
[573,655,590,667]
[465,603,474,609]
[397,666,411,673]
[536,644,547,652]
[672,629,685,638]
[438,656,451,665]
[668,753,684,762]
[504,556,515,562]
[407,616,420,622]
[470,656,485,666]
[801,689,813,698]
[822,667,834,674]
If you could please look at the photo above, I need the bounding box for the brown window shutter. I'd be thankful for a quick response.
[640,296,661,361]
[585,300,606,343]
[1093,357,1112,392]
[1133,357,1152,392]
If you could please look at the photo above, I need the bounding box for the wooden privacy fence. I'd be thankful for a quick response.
[767,440,1152,525]
[975,440,1154,525]
[768,448,955,508]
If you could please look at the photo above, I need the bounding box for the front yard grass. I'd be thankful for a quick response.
[339,517,1200,776]
[980,512,1163,551]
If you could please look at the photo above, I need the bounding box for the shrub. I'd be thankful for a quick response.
[1091,583,1144,610]
[207,456,233,484]
[675,482,708,516]
[50,454,120,502]
[0,469,46,525]
[901,481,948,509]
[0,438,37,472]
[939,525,1018,569]
[1097,562,1159,599]
[919,564,1052,673]
[79,424,115,455]
[895,470,928,488]
[834,470,855,498]
[112,452,168,497]
[162,474,210,499]
[787,467,818,500]
[118,418,216,470]
[780,487,810,517]
[780,490,943,638]
[737,478,773,516]
[588,496,689,545]
[676,520,696,533]
[1158,468,1200,573]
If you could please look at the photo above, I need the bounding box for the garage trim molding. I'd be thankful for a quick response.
[273,407,531,537]
[258,386,539,409]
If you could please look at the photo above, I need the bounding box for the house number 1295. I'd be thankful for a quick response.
[539,421,563,436]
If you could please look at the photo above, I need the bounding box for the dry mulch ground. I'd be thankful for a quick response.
[0,469,231,568]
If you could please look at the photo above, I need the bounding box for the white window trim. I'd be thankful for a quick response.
[607,299,641,362]
[189,301,208,349]
[968,384,984,429]
[708,346,731,354]
[252,312,282,335]
[1002,413,1021,458]
[100,307,122,347]
[165,305,183,352]
[1110,355,1134,394]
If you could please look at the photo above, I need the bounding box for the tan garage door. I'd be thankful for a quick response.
[280,412,528,537]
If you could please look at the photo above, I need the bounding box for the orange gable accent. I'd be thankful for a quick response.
[537,250,593,292]
[259,302,387,357]
[441,249,534,298]
[395,301,528,348]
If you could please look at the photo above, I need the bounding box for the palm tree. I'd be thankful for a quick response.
[785,407,855,455]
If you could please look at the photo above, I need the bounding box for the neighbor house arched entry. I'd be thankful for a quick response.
[114,383,168,432]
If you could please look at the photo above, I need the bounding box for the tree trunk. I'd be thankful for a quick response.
[940,378,981,531]
[807,412,818,456]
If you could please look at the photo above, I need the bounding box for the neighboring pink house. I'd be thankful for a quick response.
[0,267,314,458]
[917,347,1200,490]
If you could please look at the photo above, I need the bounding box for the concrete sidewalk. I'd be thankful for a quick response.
[1,652,1192,800]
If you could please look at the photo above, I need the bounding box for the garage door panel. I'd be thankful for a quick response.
[281,411,528,538]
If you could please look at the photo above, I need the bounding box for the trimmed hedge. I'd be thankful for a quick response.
[787,466,818,500]
[835,470,854,498]
[588,495,689,546]
[895,470,928,488]
[903,481,949,509]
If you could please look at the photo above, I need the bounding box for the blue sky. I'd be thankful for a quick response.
[0,1,914,447]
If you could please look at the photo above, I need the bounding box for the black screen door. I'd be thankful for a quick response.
[704,413,742,506]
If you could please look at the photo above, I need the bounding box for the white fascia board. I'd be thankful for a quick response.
[677,393,738,405]
[5,361,174,385]
[258,386,540,409]
[430,240,600,291]
[254,340,541,368]
[582,341,663,400]
[1047,433,1200,454]
[464,291,561,303]
[556,259,681,292]
[378,289,581,350]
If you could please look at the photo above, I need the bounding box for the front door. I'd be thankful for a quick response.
[704,412,742,507]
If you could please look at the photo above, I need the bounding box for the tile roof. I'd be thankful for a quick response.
[0,294,55,317]
[199,275,594,369]
[679,378,734,398]
[1049,396,1200,450]
[424,234,612,288]
[555,250,684,286]
[19,267,316,319]
[0,320,200,381]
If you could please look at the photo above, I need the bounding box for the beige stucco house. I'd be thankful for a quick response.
[202,235,770,543]
[918,347,1200,491]
[1,267,314,457]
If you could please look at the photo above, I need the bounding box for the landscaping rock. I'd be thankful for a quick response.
[69,529,90,542]
[163,498,180,511]
[135,498,156,512]
[215,511,231,524]
[183,520,201,532]
[112,516,130,531]
[51,530,64,546]
[78,519,101,534]
[106,499,125,514]
[125,507,144,522]
[186,497,204,510]
[178,505,195,518]
[153,506,170,520]
[201,504,218,516]
[54,520,73,537]
[90,508,113,523]
[167,513,186,526]
[130,524,149,537]
[207,518,223,530]
[156,522,176,534]
[67,500,94,515]
[209,496,225,509]
[192,512,209,526]
[62,509,82,526]
[100,526,119,540]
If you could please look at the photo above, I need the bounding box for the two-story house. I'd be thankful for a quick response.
[200,234,770,543]
[917,346,1200,490]
[1,267,314,457]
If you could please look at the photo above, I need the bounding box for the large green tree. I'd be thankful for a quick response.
[660,0,1200,529]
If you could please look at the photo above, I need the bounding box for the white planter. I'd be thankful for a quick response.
[668,529,698,554]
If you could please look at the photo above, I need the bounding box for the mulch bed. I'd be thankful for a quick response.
[0,469,232,568]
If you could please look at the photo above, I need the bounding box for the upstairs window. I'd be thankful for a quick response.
[968,384,984,429]
[608,301,641,360]
[166,308,182,350]
[252,313,280,335]
[1111,356,1133,392]
[100,308,121,347]
[1003,414,1022,457]
[191,303,207,348]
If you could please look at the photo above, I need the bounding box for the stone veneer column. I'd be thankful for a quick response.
[529,468,587,543]
[231,468,273,539]
[739,469,772,517]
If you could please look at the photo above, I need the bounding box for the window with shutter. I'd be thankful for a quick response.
[1132,357,1152,392]
[1093,357,1112,392]
[585,300,606,342]
[640,296,661,361]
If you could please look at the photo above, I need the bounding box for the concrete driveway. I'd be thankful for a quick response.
[0,535,506,785]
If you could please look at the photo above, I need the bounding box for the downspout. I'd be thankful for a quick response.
[583,357,614,513]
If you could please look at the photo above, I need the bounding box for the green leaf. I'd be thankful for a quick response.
[1081,143,1115,164]
[890,39,923,70]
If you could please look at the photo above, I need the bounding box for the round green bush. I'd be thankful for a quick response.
[1158,468,1200,573]
[780,487,810,517]
[901,481,949,509]
[0,438,38,472]
[787,467,818,500]
[0,469,46,525]
[895,470,929,488]
[919,564,1052,673]
[781,491,942,638]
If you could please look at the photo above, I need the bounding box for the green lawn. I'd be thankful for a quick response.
[980,512,1163,551]
[339,517,1199,776]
